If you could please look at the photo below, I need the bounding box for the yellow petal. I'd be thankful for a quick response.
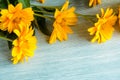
[61,0,69,11]
[8,4,15,13]
[49,29,57,44]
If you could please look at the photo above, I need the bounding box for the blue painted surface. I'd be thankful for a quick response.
[0,0,120,80]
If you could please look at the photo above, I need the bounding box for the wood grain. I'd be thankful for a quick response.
[0,0,120,80]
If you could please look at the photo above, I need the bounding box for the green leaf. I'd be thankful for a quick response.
[0,30,14,49]
[18,0,30,8]
[8,41,12,49]
[32,7,53,36]
[9,0,18,6]
[43,7,55,12]
[7,32,17,49]
[0,0,8,9]
[0,30,12,42]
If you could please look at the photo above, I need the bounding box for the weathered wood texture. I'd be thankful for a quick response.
[0,0,120,80]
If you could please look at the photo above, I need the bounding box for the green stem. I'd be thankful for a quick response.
[0,36,13,42]
[31,4,61,9]
[34,18,39,29]
[34,18,42,34]
[7,0,10,4]
[34,10,54,14]
[76,13,95,23]
[34,13,54,20]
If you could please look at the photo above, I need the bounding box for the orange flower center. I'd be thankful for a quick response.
[13,17,22,23]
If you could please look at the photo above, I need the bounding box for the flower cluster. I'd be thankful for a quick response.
[0,2,37,64]
[0,0,120,64]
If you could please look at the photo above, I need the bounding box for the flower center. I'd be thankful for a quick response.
[13,17,22,23]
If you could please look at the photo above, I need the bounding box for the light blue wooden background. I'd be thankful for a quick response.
[0,0,120,80]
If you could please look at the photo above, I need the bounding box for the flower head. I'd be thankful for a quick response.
[88,8,117,43]
[38,0,45,3]
[11,25,37,64]
[0,3,34,33]
[49,1,78,44]
[118,6,120,26]
[89,0,101,7]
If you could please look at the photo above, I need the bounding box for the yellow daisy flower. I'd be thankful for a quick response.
[11,25,37,64]
[89,0,101,7]
[88,8,117,43]
[0,3,34,33]
[118,6,120,26]
[49,1,78,44]
[38,0,45,3]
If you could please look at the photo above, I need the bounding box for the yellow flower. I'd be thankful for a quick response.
[49,1,78,44]
[118,6,120,26]
[88,8,117,43]
[11,25,37,64]
[89,0,101,7]
[0,3,34,33]
[38,0,45,3]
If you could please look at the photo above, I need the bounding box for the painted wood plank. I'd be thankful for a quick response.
[0,0,120,80]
